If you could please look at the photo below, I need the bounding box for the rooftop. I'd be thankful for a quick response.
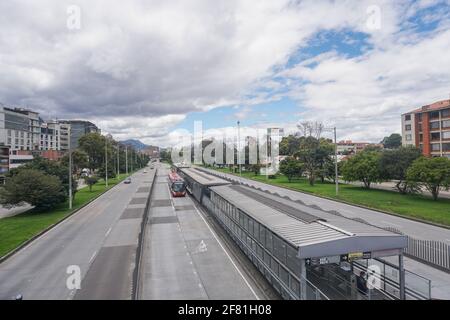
[210,184,407,259]
[405,99,450,115]
[179,167,231,186]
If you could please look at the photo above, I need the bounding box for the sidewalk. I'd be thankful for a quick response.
[350,181,450,200]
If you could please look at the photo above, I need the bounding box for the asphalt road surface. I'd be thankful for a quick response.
[0,169,154,300]
[138,164,261,300]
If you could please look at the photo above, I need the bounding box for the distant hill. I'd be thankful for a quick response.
[121,139,149,151]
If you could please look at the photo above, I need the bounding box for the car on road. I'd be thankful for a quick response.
[124,178,132,184]
[143,170,148,173]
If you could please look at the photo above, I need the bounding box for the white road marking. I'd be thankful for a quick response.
[105,227,112,237]
[192,202,260,300]
[89,251,97,263]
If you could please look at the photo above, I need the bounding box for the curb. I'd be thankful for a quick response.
[132,168,157,300]
[206,168,450,230]
[0,173,137,264]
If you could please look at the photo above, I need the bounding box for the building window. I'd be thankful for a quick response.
[442,120,450,128]
[443,131,450,140]
[443,143,450,152]
[405,134,412,141]
[430,111,440,119]
[405,124,412,131]
[431,132,440,141]
[442,109,450,118]
[405,114,411,121]
[430,122,440,130]
[431,144,440,151]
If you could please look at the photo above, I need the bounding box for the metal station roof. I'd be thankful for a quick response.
[210,184,408,259]
[179,167,231,187]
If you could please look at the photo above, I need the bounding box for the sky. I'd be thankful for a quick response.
[1,0,450,147]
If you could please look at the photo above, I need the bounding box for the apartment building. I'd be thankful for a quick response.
[58,120,100,149]
[402,99,450,158]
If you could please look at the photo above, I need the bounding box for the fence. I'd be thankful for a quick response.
[404,237,450,272]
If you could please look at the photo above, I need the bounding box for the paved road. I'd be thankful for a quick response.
[139,164,261,300]
[0,169,154,300]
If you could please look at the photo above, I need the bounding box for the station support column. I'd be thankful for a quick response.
[299,259,307,300]
[399,253,406,300]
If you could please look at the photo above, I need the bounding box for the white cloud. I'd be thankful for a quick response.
[0,0,449,145]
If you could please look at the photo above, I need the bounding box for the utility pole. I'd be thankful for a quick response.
[105,137,108,188]
[334,127,339,196]
[237,121,242,176]
[125,146,129,175]
[68,126,73,210]
[117,144,120,177]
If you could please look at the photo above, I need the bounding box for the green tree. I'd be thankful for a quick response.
[341,151,383,189]
[381,133,402,149]
[294,136,332,186]
[84,175,99,192]
[97,164,117,180]
[380,146,422,194]
[8,157,77,200]
[248,163,262,176]
[279,157,303,182]
[280,136,302,156]
[61,149,89,175]
[0,169,66,211]
[406,157,450,201]
[79,133,107,171]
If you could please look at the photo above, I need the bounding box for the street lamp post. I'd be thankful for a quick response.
[323,126,339,196]
[105,137,108,188]
[237,121,242,176]
[333,127,338,196]
[117,144,120,178]
[125,146,129,175]
[68,127,73,210]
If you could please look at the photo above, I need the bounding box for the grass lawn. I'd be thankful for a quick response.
[0,173,131,258]
[211,167,450,226]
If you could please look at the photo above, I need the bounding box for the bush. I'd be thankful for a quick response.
[341,151,383,189]
[0,169,66,211]
[84,175,99,192]
[407,157,450,200]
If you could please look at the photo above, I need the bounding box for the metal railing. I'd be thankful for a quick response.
[354,258,431,300]
[404,237,450,271]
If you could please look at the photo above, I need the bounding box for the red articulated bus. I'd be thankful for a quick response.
[168,170,187,197]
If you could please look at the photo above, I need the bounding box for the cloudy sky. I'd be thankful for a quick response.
[1,0,450,146]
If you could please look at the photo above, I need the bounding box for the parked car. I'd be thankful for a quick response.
[124,178,132,184]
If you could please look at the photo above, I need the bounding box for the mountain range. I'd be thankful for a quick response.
[120,139,149,151]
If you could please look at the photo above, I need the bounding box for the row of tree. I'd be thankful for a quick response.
[279,136,336,185]
[279,137,450,200]
[341,147,450,200]
[0,133,150,212]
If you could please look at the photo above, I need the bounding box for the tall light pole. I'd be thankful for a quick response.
[237,121,242,176]
[125,146,129,175]
[105,137,108,188]
[68,126,73,210]
[323,126,339,196]
[333,127,338,196]
[117,144,120,178]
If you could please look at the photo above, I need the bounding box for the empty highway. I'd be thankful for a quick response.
[0,169,154,300]
[138,164,263,300]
